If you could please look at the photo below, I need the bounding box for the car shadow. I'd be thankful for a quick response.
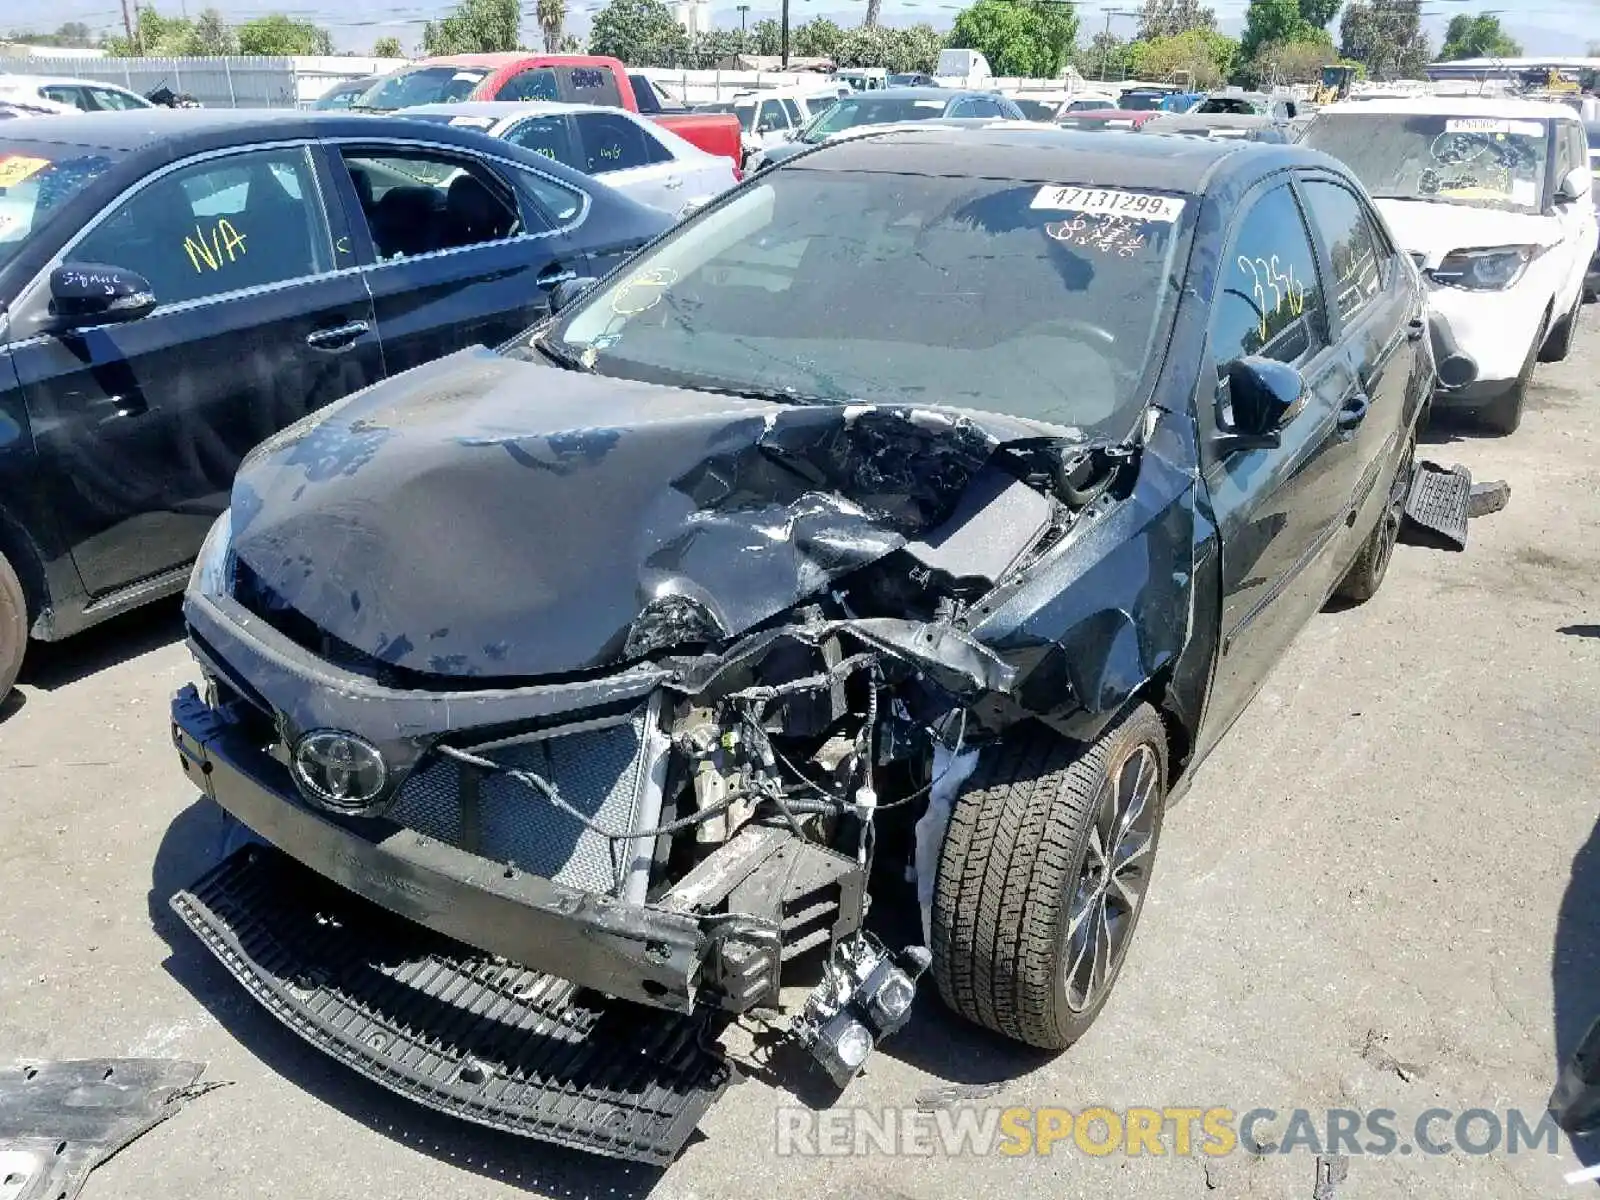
[1559,625,1600,641]
[19,596,184,692]
[1555,811,1600,1174]
[147,796,666,1196]
[1418,410,1498,446]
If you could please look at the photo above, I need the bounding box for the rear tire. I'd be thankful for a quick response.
[0,550,27,703]
[1335,428,1416,604]
[931,705,1168,1050]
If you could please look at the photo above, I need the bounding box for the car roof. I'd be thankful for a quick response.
[0,74,134,90]
[0,108,559,153]
[402,100,604,120]
[414,52,617,69]
[855,86,997,100]
[1320,95,1578,121]
[790,124,1307,193]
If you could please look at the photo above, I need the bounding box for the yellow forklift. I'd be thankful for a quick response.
[1313,64,1354,105]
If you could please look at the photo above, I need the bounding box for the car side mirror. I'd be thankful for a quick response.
[1216,356,1306,455]
[1557,166,1592,204]
[549,276,596,315]
[49,263,156,328]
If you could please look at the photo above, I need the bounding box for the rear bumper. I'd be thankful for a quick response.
[173,685,722,1012]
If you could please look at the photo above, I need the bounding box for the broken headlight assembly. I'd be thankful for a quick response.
[1430,244,1540,291]
[190,509,235,597]
[794,936,933,1086]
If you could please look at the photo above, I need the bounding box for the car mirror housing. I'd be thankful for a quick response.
[548,276,596,315]
[1557,166,1592,204]
[49,263,156,329]
[1216,356,1306,454]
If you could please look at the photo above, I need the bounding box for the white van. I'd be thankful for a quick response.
[935,49,993,89]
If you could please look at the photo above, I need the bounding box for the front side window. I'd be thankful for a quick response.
[1210,183,1328,389]
[1302,112,1550,213]
[574,113,661,174]
[1299,180,1385,325]
[73,147,330,306]
[781,99,802,125]
[504,115,579,169]
[89,86,145,111]
[539,166,1195,435]
[41,85,91,111]
[340,149,521,259]
[755,101,788,134]
[559,66,622,108]
[499,68,559,102]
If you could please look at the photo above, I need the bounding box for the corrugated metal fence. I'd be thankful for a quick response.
[0,55,401,108]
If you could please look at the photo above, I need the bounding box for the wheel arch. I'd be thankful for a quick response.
[0,502,50,629]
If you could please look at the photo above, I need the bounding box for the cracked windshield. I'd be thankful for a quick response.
[542,166,1190,433]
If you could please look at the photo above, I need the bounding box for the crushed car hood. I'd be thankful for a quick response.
[227,348,1054,680]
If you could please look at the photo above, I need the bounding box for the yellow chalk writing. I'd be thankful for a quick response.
[183,218,248,274]
[1238,254,1306,343]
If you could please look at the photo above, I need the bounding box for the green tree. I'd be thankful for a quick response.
[687,27,750,66]
[1297,0,1340,29]
[891,23,943,72]
[947,0,1075,77]
[1339,0,1430,80]
[1075,31,1134,80]
[1245,28,1333,86]
[190,8,236,54]
[587,0,688,65]
[1137,0,1215,41]
[420,0,518,53]
[1129,27,1237,86]
[237,13,333,55]
[1440,13,1520,61]
[749,17,782,55]
[793,16,843,59]
[103,8,197,55]
[1239,0,1313,62]
[536,0,565,52]
[372,35,403,56]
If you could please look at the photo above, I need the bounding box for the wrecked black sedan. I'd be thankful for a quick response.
[169,128,1440,1162]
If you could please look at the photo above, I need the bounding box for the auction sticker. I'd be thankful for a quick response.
[1445,118,1543,138]
[0,156,49,188]
[1031,185,1185,222]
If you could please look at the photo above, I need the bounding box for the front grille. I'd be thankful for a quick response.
[389,700,667,900]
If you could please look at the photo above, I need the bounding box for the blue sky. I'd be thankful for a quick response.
[21,0,1600,55]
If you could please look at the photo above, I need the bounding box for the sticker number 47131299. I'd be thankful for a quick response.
[1031,185,1186,223]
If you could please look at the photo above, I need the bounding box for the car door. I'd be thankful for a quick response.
[328,139,590,376]
[8,143,381,599]
[1196,178,1374,746]
[1297,173,1420,547]
[1555,120,1599,308]
[571,110,683,213]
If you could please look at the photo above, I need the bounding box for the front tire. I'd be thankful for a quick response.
[931,705,1168,1049]
[0,550,27,703]
[1540,291,1581,363]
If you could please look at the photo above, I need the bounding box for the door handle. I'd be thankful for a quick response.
[94,394,149,424]
[537,267,578,288]
[1406,317,1425,342]
[304,320,369,351]
[1337,394,1370,432]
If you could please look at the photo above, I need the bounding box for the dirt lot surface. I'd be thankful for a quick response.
[2,323,1597,1200]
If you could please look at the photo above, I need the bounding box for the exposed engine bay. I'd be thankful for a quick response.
[171,352,1197,1160]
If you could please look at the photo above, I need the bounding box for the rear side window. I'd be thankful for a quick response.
[41,85,91,111]
[781,99,802,125]
[1299,180,1384,325]
[755,100,788,134]
[1210,182,1328,382]
[340,149,522,260]
[72,147,331,306]
[574,112,667,173]
[559,66,622,108]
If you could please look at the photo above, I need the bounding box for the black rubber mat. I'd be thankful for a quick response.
[1401,460,1471,551]
[171,848,732,1164]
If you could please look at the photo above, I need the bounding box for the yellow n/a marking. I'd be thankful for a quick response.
[183,218,249,274]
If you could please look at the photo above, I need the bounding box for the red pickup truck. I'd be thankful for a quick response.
[353,54,742,168]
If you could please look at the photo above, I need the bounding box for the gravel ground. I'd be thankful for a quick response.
[2,321,1597,1200]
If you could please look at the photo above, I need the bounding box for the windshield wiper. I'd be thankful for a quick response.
[532,335,594,373]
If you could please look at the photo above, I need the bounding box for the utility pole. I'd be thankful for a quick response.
[1098,8,1137,82]
[780,0,789,68]
[120,0,136,51]
[737,4,749,34]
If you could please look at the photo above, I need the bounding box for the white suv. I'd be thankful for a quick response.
[1302,97,1598,434]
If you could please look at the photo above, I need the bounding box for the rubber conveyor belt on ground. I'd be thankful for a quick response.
[171,847,733,1164]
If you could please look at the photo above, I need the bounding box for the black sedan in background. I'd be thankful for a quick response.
[166,127,1440,1160]
[0,110,672,698]
[747,86,1026,170]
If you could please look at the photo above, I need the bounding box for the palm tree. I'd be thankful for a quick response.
[864,0,882,27]
[537,0,565,51]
